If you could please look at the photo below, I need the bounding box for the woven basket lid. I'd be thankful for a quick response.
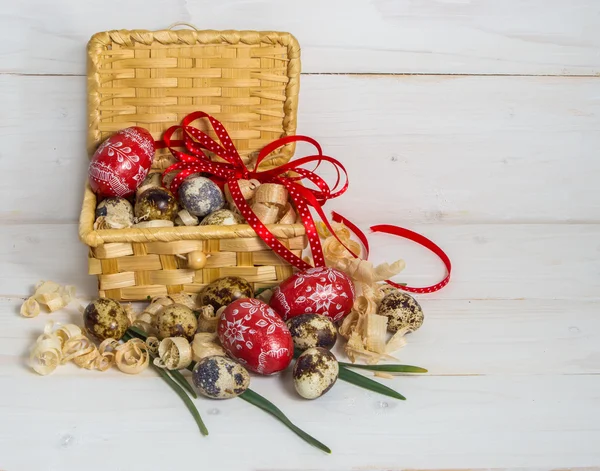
[87,26,301,170]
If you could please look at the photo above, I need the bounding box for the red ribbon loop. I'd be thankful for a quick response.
[157,112,451,294]
[157,112,350,271]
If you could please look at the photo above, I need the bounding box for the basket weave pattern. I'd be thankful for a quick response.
[80,28,306,301]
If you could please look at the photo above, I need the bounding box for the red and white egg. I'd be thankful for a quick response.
[88,127,155,198]
[270,267,355,322]
[218,298,294,375]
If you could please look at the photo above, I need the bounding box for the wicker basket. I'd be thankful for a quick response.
[79,27,307,301]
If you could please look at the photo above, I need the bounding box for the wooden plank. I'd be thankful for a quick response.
[1,0,599,75]
[1,223,599,301]
[1,294,600,469]
[2,75,599,225]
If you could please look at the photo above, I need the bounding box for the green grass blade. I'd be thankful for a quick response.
[338,365,406,400]
[167,369,198,399]
[128,328,329,451]
[124,329,207,435]
[239,389,331,454]
[154,365,209,436]
[339,362,428,374]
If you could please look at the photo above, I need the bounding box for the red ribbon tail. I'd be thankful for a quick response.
[330,214,452,294]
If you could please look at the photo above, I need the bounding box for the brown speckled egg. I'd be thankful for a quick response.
[95,197,134,228]
[83,298,130,341]
[293,347,338,399]
[286,314,337,351]
[156,304,198,341]
[192,355,250,399]
[134,187,179,221]
[378,290,424,333]
[200,209,244,226]
[198,276,254,311]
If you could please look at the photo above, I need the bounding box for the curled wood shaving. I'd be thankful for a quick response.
[145,297,172,315]
[29,322,115,375]
[196,305,218,333]
[366,314,388,354]
[153,337,192,370]
[124,303,137,326]
[132,312,157,336]
[374,371,395,380]
[225,178,260,205]
[53,323,82,347]
[167,293,196,309]
[95,339,119,371]
[354,294,378,316]
[176,209,199,226]
[20,298,40,318]
[192,332,225,362]
[115,338,150,374]
[322,235,362,261]
[146,336,160,355]
[385,327,409,354]
[93,215,132,230]
[62,335,97,368]
[30,335,63,375]
[339,311,359,340]
[21,281,77,316]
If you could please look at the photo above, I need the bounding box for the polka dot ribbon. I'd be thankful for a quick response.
[156,112,451,293]
[331,212,451,293]
[156,112,354,271]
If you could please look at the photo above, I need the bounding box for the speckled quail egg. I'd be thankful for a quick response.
[83,298,130,341]
[134,187,179,221]
[192,355,250,399]
[286,314,337,351]
[293,347,339,399]
[377,290,424,333]
[200,209,244,226]
[198,276,254,311]
[95,197,134,228]
[156,304,198,341]
[178,176,225,217]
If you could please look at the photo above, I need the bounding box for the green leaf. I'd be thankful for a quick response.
[167,368,198,399]
[124,329,208,435]
[239,389,331,454]
[338,365,406,400]
[153,365,209,436]
[339,362,428,374]
[128,327,329,452]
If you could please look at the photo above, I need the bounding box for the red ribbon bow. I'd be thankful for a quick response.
[157,111,451,293]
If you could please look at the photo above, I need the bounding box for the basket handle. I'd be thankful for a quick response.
[168,22,199,31]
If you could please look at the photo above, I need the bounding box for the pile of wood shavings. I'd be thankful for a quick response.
[30,322,118,375]
[316,222,410,365]
[20,281,77,317]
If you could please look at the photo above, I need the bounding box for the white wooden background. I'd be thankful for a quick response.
[1,1,599,470]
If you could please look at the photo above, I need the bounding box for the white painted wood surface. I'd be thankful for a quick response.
[2,0,600,75]
[1,1,599,470]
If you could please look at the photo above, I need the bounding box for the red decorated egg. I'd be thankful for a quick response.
[218,298,293,375]
[88,127,155,198]
[270,267,355,322]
